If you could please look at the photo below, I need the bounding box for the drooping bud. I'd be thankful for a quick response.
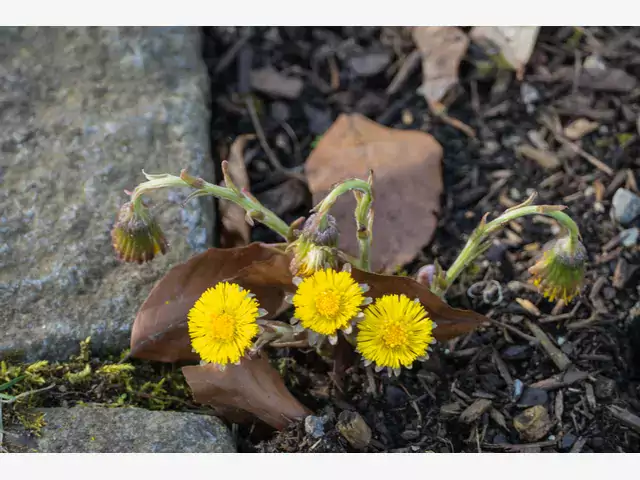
[287,213,339,277]
[528,236,587,303]
[111,201,168,264]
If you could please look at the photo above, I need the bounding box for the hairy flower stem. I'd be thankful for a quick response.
[432,198,581,298]
[312,175,374,271]
[130,167,290,240]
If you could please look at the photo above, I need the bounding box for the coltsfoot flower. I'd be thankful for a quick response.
[356,294,436,376]
[528,236,587,303]
[289,266,369,345]
[111,201,168,264]
[187,282,267,368]
[288,213,339,277]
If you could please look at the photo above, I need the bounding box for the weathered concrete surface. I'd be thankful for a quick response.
[0,27,214,361]
[6,406,235,453]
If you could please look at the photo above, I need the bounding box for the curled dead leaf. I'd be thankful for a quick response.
[305,113,443,273]
[220,134,255,248]
[470,26,540,78]
[182,354,311,430]
[412,26,469,104]
[129,243,293,363]
[350,267,488,341]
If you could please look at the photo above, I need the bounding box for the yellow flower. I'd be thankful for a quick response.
[187,282,265,367]
[291,267,366,342]
[529,236,587,303]
[356,294,436,374]
[111,201,168,264]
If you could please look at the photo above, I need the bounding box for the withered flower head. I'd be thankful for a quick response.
[288,213,340,277]
[111,201,168,264]
[529,236,587,303]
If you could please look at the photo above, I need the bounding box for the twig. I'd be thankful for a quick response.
[608,405,640,434]
[245,97,285,171]
[245,97,307,183]
[430,101,477,138]
[489,319,538,344]
[214,29,253,75]
[0,384,55,404]
[386,49,421,95]
[526,320,572,371]
[539,301,582,323]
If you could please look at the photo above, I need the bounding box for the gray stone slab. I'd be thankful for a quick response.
[7,406,235,453]
[0,27,214,361]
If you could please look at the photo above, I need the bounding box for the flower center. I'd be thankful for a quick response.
[315,290,340,318]
[210,312,236,340]
[381,322,408,349]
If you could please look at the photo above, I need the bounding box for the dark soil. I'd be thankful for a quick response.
[199,26,640,453]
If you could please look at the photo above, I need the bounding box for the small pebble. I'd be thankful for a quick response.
[611,188,640,226]
[385,385,407,408]
[502,345,531,361]
[514,406,552,442]
[401,429,420,441]
[621,227,639,247]
[304,415,327,438]
[559,433,577,451]
[512,379,524,402]
[517,387,549,407]
[493,433,508,444]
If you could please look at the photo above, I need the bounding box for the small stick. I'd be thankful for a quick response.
[554,136,614,176]
[489,319,538,344]
[0,384,55,404]
[214,29,253,75]
[386,49,421,95]
[245,97,306,183]
[526,320,572,371]
[608,405,640,434]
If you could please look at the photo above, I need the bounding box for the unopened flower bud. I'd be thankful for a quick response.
[288,213,339,277]
[528,236,587,303]
[111,201,168,264]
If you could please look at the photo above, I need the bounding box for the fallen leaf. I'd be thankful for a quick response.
[305,113,443,273]
[564,118,599,140]
[516,144,561,170]
[412,26,469,103]
[182,354,311,430]
[350,267,488,341]
[219,134,254,248]
[130,243,293,363]
[250,66,304,100]
[470,26,540,77]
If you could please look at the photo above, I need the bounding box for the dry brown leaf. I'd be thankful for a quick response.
[182,354,311,430]
[564,118,599,141]
[129,243,293,363]
[305,113,443,273]
[350,267,488,341]
[470,27,540,77]
[412,27,469,104]
[219,134,254,248]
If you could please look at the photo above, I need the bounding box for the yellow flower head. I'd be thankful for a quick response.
[187,282,265,367]
[529,236,587,303]
[111,201,168,264]
[356,294,435,373]
[291,268,366,340]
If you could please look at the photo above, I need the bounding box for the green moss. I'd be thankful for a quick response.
[0,337,194,449]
